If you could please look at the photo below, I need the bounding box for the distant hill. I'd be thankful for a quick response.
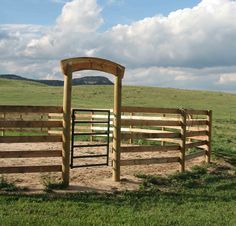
[0,74,113,86]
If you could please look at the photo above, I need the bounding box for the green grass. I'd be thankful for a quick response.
[0,79,235,225]
[0,164,235,226]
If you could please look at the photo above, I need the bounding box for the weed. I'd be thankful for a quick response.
[0,176,19,192]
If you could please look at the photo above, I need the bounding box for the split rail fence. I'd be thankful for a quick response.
[48,106,212,172]
[0,105,212,178]
[0,106,63,174]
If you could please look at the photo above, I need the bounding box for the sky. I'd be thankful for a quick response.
[0,0,236,92]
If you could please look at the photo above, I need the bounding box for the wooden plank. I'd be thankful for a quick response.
[48,130,62,135]
[113,76,122,182]
[48,113,63,117]
[206,110,212,163]
[120,145,180,153]
[0,165,62,174]
[121,106,181,114]
[185,140,208,149]
[185,109,209,115]
[120,157,180,166]
[121,119,181,127]
[0,135,62,143]
[0,120,62,128]
[0,150,62,158]
[121,132,181,140]
[0,106,63,113]
[186,120,208,126]
[0,128,48,133]
[180,110,187,172]
[186,130,208,137]
[146,138,181,144]
[185,150,206,161]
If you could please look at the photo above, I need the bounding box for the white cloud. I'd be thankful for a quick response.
[0,0,236,92]
[218,73,236,84]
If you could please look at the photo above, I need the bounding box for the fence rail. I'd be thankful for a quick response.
[0,105,63,174]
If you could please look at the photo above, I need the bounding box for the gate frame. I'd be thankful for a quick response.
[60,57,125,186]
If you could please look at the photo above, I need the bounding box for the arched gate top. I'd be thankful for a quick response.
[61,57,125,79]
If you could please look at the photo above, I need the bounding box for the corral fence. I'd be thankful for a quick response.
[0,105,212,181]
[119,106,212,172]
[0,106,63,174]
[47,106,212,172]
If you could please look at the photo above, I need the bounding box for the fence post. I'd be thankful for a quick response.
[206,110,212,163]
[180,110,187,172]
[129,112,133,144]
[112,76,122,181]
[161,114,166,146]
[90,111,94,142]
[62,67,72,187]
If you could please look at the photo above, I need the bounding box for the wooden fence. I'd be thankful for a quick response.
[0,105,212,180]
[119,106,212,172]
[0,106,63,174]
[47,106,212,173]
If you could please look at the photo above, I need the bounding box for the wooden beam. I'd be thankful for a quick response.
[185,140,208,149]
[186,130,208,137]
[60,57,125,78]
[206,110,212,163]
[120,145,180,153]
[0,165,62,174]
[62,67,72,187]
[0,120,62,128]
[121,106,181,114]
[0,150,62,158]
[120,157,180,166]
[121,119,181,127]
[186,120,209,126]
[121,132,181,140]
[185,150,206,161]
[180,110,187,172]
[0,106,62,113]
[0,135,62,143]
[112,75,122,182]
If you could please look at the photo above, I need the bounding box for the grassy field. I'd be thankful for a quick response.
[0,79,235,225]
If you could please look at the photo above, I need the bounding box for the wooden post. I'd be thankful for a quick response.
[90,111,93,142]
[161,114,166,146]
[129,112,133,144]
[62,67,72,186]
[180,110,187,172]
[206,110,212,163]
[112,76,122,181]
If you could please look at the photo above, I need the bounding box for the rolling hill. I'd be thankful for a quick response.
[0,74,113,86]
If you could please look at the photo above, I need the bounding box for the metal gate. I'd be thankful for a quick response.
[70,109,111,168]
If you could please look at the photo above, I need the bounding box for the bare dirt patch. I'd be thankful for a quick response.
[0,142,204,193]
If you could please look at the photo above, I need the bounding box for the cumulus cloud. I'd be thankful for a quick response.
[0,0,236,91]
[218,73,236,84]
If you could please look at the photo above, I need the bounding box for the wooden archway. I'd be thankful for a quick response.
[60,57,125,186]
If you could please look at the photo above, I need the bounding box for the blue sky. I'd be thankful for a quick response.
[0,0,200,26]
[0,0,236,92]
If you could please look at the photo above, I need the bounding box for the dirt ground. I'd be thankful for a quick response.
[0,142,205,193]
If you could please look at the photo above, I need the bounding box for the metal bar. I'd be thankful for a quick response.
[73,109,111,113]
[70,108,111,168]
[74,120,108,124]
[71,163,108,168]
[73,154,108,159]
[73,143,108,148]
[73,132,108,136]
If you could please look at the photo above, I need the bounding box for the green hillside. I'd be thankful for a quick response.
[0,78,235,119]
[0,79,235,226]
[1,78,235,162]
